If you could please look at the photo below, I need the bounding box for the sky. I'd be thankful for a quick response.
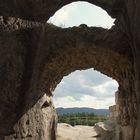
[48,2,115,28]
[53,69,118,109]
[47,2,118,109]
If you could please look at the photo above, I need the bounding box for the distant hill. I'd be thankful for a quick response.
[56,107,109,116]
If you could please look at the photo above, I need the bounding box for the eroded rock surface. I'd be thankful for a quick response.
[94,121,119,140]
[4,94,57,140]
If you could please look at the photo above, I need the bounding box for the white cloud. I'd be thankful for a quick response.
[54,95,115,109]
[92,80,118,96]
[53,69,118,109]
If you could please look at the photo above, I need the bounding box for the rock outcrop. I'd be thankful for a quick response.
[0,0,140,140]
[4,94,57,140]
[94,121,118,140]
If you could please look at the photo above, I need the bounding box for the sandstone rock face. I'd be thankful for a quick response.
[4,94,57,140]
[0,0,140,140]
[109,91,119,121]
[109,105,119,121]
[94,121,118,140]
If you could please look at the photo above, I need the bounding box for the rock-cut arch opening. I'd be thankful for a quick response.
[53,69,119,139]
[53,68,118,109]
[48,1,115,28]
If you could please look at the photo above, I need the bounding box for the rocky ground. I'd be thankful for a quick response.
[57,121,117,140]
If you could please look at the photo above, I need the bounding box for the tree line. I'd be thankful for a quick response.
[58,112,107,126]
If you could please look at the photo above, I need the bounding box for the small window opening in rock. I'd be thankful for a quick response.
[52,69,119,139]
[26,120,29,125]
[47,2,115,29]
[41,101,50,108]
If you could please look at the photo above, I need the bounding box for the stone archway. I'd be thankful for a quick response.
[0,0,140,140]
[0,0,118,22]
